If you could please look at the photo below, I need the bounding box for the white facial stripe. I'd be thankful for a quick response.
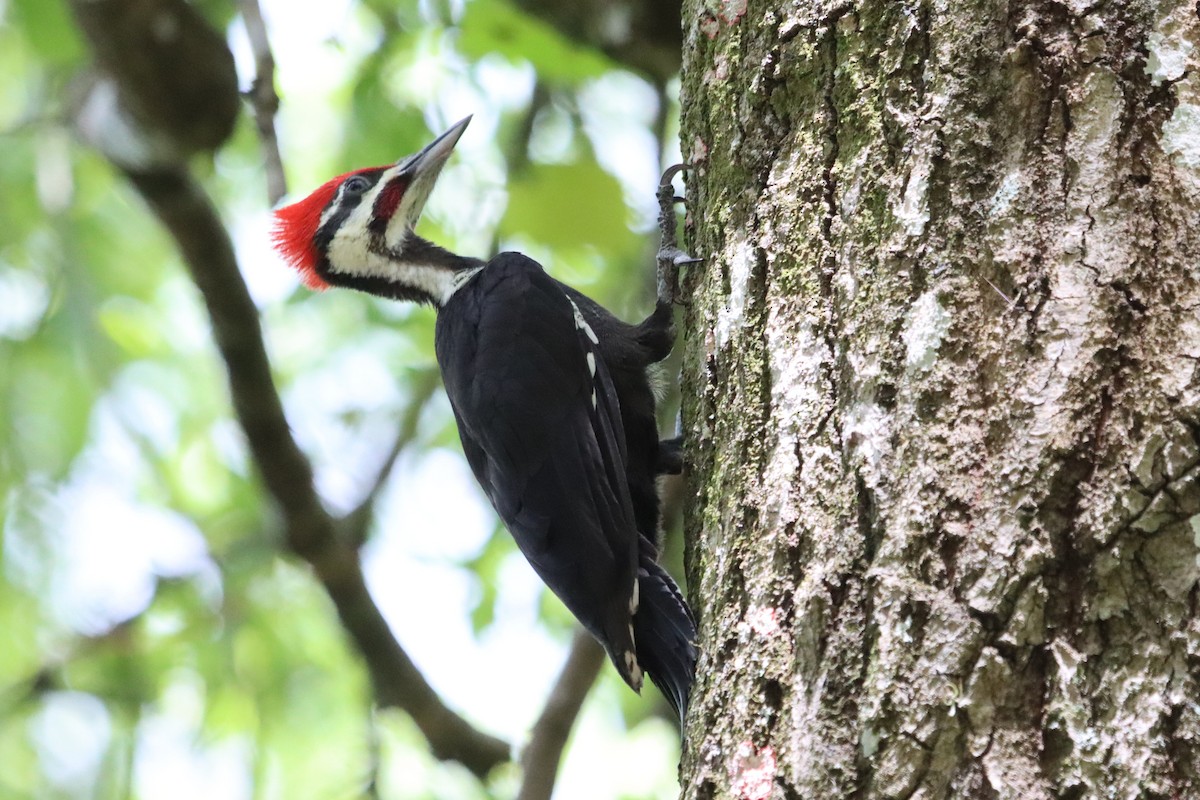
[387,194,423,250]
[321,167,466,305]
[320,164,408,237]
[325,225,482,305]
[317,191,344,229]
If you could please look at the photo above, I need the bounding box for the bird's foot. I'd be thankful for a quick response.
[655,435,684,475]
[656,164,702,307]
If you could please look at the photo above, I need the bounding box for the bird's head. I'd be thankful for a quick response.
[271,115,476,305]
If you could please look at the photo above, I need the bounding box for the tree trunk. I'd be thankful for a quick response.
[677,0,1200,797]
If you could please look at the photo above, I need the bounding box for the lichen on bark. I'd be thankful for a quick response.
[677,1,1200,797]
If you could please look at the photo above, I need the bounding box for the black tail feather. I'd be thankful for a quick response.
[633,558,697,724]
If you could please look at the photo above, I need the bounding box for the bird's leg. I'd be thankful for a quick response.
[656,164,702,308]
[655,435,683,475]
[652,168,698,477]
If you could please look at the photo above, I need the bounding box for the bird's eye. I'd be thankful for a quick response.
[343,175,371,194]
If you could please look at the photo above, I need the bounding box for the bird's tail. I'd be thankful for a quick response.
[633,557,697,724]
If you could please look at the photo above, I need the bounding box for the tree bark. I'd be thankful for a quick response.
[677,1,1200,797]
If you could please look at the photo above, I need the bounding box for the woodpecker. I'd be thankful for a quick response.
[272,117,698,721]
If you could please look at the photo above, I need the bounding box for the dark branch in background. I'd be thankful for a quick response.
[364,709,384,800]
[341,367,441,547]
[236,0,288,205]
[508,80,549,178]
[69,0,238,166]
[652,80,671,177]
[512,0,682,83]
[65,0,508,777]
[517,630,605,800]
[486,81,549,257]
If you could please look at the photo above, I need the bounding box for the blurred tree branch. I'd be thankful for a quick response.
[341,366,441,547]
[236,0,288,205]
[65,0,509,778]
[512,0,682,83]
[69,0,238,168]
[517,629,605,800]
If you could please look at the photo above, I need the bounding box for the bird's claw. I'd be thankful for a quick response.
[659,163,690,188]
[656,164,699,307]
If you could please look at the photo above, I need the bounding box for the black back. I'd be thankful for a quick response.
[436,252,640,678]
[435,251,696,717]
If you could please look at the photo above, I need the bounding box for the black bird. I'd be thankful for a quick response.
[272,116,696,720]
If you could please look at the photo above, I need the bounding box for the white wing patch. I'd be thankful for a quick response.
[446,266,484,302]
[624,647,643,691]
[570,300,600,344]
[568,299,601,409]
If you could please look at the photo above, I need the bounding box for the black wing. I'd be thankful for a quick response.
[435,252,642,686]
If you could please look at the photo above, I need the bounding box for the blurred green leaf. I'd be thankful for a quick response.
[463,521,513,634]
[456,0,614,85]
[9,0,83,66]
[501,161,637,254]
[97,299,167,358]
[343,67,428,167]
[7,343,97,477]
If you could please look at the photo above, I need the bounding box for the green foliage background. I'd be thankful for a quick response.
[0,0,684,797]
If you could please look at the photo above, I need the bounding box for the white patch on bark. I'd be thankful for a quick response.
[859,727,881,759]
[729,742,776,800]
[1051,638,1083,684]
[1015,258,1102,446]
[1191,516,1200,568]
[1162,102,1200,169]
[714,233,756,348]
[1069,70,1123,196]
[901,290,950,373]
[1145,19,1193,85]
[845,402,889,489]
[789,673,827,781]
[890,94,947,239]
[989,171,1021,214]
[843,334,893,498]
[745,606,781,636]
[894,154,930,237]
[839,149,872,218]
[762,317,827,527]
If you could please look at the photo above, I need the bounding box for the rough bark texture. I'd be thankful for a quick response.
[677,1,1200,797]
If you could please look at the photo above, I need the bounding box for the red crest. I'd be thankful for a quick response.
[271,168,376,290]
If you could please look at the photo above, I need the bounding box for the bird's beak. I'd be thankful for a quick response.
[377,115,472,247]
[402,115,472,176]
